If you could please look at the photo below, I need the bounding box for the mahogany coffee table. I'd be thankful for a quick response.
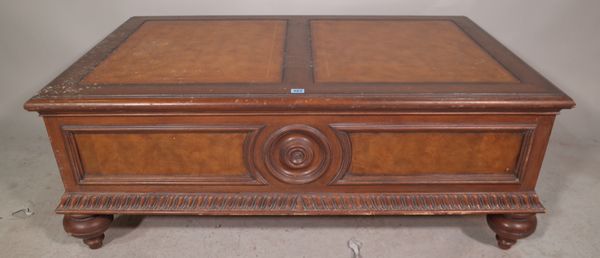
[25,16,574,249]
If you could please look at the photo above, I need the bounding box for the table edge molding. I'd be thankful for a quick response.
[56,191,545,215]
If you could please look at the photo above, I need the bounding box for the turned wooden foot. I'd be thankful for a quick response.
[63,214,114,249]
[486,213,537,250]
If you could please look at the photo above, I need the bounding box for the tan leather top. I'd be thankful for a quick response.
[83,19,516,86]
[82,20,287,84]
[311,20,517,83]
[28,16,575,113]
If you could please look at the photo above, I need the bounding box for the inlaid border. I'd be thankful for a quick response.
[61,124,267,185]
[56,192,544,215]
[329,123,537,185]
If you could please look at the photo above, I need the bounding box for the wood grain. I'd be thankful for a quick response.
[487,213,537,249]
[63,214,113,249]
[21,16,575,249]
[349,132,523,175]
[43,114,553,193]
[60,124,267,185]
[75,132,247,176]
[56,192,545,215]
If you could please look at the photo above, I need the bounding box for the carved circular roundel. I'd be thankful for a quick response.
[263,125,331,184]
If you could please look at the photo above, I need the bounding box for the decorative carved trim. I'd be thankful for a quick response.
[329,123,537,185]
[61,124,267,185]
[263,124,331,184]
[56,192,544,215]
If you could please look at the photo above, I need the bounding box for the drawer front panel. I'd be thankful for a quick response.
[350,132,523,175]
[45,114,552,192]
[76,132,246,176]
[330,123,535,185]
[62,125,265,185]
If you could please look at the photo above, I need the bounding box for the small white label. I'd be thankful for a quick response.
[290,88,305,94]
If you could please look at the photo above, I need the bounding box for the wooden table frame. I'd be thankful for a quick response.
[25,16,574,250]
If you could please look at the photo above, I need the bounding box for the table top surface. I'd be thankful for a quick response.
[25,16,574,112]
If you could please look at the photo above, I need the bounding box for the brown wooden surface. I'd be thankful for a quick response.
[56,192,545,216]
[43,114,553,193]
[75,132,247,176]
[61,124,266,185]
[24,16,574,113]
[63,214,113,249]
[22,16,575,249]
[487,213,537,250]
[349,132,523,175]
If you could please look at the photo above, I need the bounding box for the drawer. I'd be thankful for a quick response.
[45,114,553,193]
[330,123,534,185]
[61,124,265,185]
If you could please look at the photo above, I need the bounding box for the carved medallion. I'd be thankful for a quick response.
[264,125,331,184]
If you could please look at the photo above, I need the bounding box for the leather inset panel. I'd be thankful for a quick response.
[82,20,286,84]
[311,20,517,83]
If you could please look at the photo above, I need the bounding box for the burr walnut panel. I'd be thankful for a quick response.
[310,20,517,83]
[82,20,287,84]
[349,132,523,175]
[64,125,266,185]
[74,132,245,176]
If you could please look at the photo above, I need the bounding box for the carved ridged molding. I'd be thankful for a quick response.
[56,192,544,215]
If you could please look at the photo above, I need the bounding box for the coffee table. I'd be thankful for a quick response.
[24,16,574,249]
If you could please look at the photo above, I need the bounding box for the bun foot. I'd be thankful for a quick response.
[495,234,517,250]
[486,213,537,250]
[63,214,114,249]
[82,234,105,249]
